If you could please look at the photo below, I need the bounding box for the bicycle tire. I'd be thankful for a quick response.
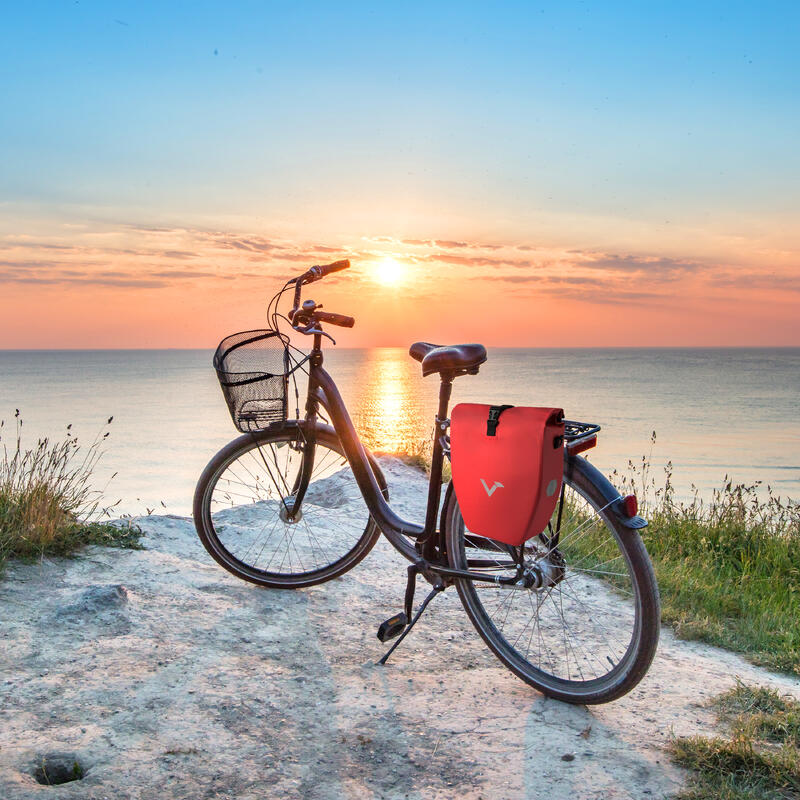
[194,424,382,589]
[444,455,660,704]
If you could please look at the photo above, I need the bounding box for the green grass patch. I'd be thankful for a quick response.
[0,412,141,576]
[714,683,800,749]
[671,682,800,799]
[613,434,800,676]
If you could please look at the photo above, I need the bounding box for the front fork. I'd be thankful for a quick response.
[284,337,323,521]
[285,423,316,520]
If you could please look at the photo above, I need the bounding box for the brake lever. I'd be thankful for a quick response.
[291,321,337,345]
[306,327,337,345]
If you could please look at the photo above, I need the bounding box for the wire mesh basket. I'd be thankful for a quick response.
[214,330,291,432]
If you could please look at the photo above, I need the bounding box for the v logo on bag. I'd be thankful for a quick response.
[480,478,504,497]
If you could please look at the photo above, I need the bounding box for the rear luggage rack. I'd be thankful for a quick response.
[563,420,600,454]
[444,419,600,459]
[564,420,601,442]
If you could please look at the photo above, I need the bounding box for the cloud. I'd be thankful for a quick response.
[546,275,608,286]
[535,286,667,305]
[148,269,221,279]
[488,274,541,283]
[0,225,765,307]
[0,255,230,288]
[581,254,701,276]
[161,250,196,260]
[125,224,180,233]
[488,273,609,287]
[710,272,800,292]
[423,253,539,269]
[0,272,168,288]
[274,251,338,262]
[0,241,77,252]
[0,259,64,269]
[221,237,284,253]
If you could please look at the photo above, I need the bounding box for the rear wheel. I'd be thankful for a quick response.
[194,425,381,588]
[444,457,660,704]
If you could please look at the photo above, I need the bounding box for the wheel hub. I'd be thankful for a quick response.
[279,497,303,524]
[519,551,566,589]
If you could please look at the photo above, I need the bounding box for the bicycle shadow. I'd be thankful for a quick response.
[319,650,681,800]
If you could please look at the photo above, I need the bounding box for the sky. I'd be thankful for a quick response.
[1,1,798,348]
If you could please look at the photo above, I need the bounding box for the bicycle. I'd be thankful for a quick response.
[193,259,660,705]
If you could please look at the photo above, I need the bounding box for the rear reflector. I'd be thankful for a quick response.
[622,494,638,517]
[566,435,597,456]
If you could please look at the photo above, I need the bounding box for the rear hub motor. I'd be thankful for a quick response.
[520,551,566,590]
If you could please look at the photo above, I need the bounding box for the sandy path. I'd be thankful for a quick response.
[2,457,799,800]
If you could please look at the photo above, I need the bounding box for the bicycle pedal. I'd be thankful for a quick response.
[377,613,407,642]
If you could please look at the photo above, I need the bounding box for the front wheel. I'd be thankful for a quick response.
[194,424,382,588]
[445,456,660,704]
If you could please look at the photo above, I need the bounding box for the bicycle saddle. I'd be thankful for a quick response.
[409,341,488,377]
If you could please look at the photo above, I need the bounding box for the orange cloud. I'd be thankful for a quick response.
[0,222,797,348]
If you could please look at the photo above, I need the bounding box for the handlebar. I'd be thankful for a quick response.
[287,261,355,336]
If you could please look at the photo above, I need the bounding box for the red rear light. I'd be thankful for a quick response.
[567,435,597,456]
[622,494,638,517]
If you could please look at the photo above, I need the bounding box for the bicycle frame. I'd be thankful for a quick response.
[280,328,644,590]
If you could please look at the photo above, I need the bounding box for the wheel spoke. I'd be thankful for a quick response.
[203,434,374,582]
[449,475,650,696]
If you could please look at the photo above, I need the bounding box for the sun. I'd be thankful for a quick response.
[374,258,405,286]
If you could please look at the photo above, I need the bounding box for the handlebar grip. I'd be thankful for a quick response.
[314,310,355,328]
[318,258,350,277]
[305,259,350,283]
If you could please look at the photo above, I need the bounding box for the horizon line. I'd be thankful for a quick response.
[2,345,799,353]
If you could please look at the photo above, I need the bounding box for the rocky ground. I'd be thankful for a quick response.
[2,458,799,799]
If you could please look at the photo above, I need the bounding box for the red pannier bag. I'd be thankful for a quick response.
[450,404,565,546]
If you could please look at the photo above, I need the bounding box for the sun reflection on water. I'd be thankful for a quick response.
[352,348,428,454]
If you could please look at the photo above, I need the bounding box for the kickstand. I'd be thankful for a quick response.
[378,572,445,666]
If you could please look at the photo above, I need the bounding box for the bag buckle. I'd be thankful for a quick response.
[486,404,514,436]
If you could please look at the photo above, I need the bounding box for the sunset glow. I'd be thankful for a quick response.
[353,349,420,453]
[373,259,406,287]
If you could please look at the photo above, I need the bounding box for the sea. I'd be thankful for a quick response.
[0,348,798,516]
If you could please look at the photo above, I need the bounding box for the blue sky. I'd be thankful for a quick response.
[3,1,798,226]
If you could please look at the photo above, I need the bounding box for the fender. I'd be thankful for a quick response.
[565,453,648,530]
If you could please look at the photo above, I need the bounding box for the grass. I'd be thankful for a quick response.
[670,682,800,799]
[614,433,800,676]
[0,411,141,576]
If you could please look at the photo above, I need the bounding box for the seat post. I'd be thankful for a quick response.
[437,372,454,420]
[421,373,453,552]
